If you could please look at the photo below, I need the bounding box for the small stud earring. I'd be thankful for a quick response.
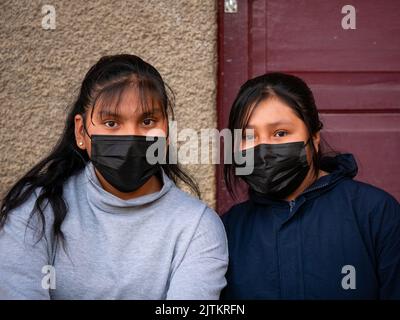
[79,142,83,146]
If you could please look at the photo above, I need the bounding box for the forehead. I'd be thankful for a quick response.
[246,96,301,127]
[91,84,163,119]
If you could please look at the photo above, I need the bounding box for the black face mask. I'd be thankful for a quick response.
[90,135,166,193]
[235,140,310,199]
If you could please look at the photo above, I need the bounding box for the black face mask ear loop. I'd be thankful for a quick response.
[306,135,320,181]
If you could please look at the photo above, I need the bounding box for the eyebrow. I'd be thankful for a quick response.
[245,120,294,128]
[98,110,122,119]
[140,108,163,117]
[98,107,164,119]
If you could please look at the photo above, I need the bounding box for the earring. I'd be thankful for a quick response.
[79,142,83,146]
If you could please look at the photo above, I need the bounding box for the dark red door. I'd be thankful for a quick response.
[217,0,400,214]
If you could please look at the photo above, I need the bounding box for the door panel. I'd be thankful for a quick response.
[321,113,400,194]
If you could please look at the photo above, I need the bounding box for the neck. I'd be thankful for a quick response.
[94,169,163,200]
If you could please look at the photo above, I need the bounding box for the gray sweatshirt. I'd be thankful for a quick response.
[0,162,228,299]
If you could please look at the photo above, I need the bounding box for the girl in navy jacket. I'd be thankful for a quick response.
[222,72,400,299]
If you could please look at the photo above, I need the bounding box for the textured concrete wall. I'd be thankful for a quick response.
[0,0,218,208]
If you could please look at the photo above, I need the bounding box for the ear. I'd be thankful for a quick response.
[74,114,86,150]
[312,131,321,153]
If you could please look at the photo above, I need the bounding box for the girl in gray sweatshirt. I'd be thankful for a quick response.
[0,54,228,299]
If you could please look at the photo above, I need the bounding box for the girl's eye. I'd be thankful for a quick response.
[104,120,118,128]
[243,134,255,141]
[143,118,155,126]
[274,130,288,137]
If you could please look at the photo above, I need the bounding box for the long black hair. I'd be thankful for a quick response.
[0,54,200,245]
[224,72,333,198]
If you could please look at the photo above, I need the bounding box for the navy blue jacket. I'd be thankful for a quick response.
[221,154,400,299]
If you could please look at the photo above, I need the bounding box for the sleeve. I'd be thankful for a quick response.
[0,205,51,300]
[166,207,229,300]
[374,194,400,300]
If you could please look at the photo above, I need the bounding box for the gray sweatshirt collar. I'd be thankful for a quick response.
[84,161,173,213]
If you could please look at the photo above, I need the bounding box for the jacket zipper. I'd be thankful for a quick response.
[289,200,295,212]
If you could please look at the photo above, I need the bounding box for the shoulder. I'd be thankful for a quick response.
[220,200,252,228]
[5,186,43,223]
[338,178,399,210]
[1,185,54,245]
[333,179,400,228]
[165,186,225,231]
[2,170,86,236]
[162,186,227,247]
